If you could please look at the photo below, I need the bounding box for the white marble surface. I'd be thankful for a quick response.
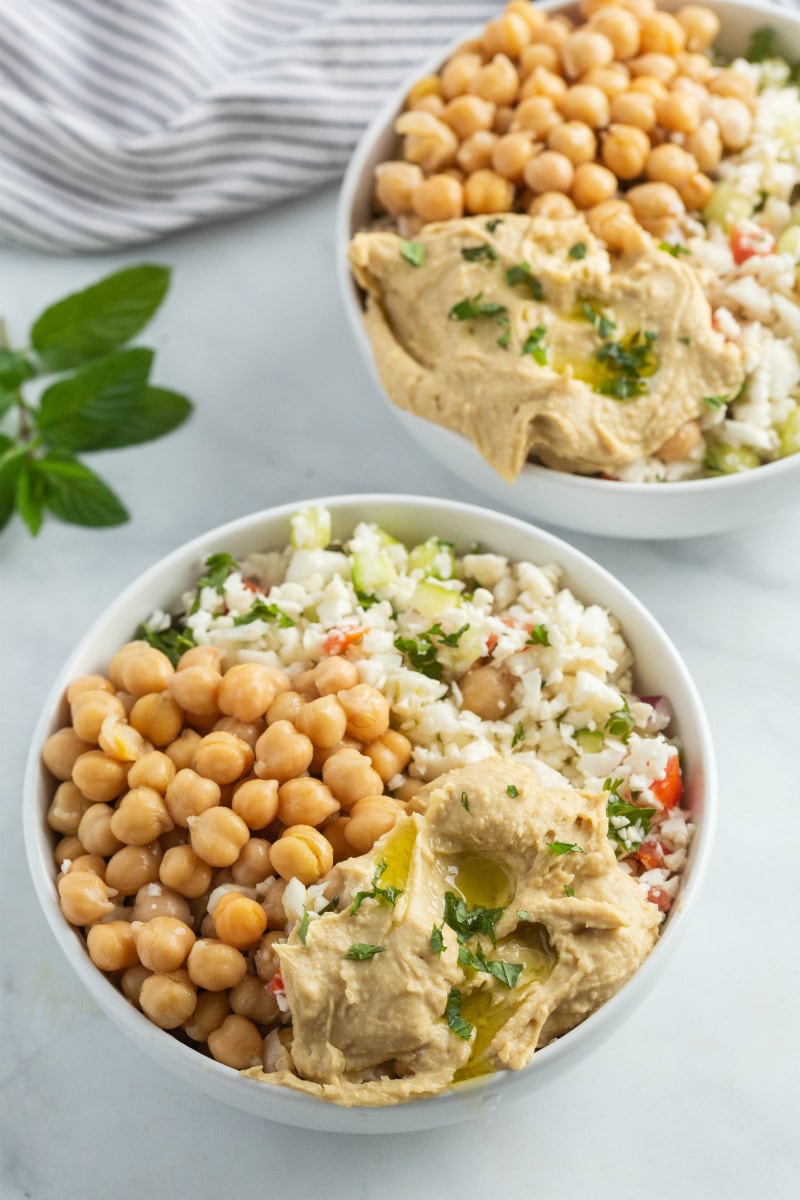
[2,186,799,1199]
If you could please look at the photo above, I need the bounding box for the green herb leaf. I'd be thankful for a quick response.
[14,458,44,536]
[598,375,647,400]
[0,348,36,389]
[400,240,426,268]
[448,292,509,322]
[138,620,196,667]
[36,348,154,452]
[0,441,26,532]
[526,623,550,646]
[703,395,728,412]
[564,885,575,897]
[31,264,171,371]
[430,925,445,955]
[233,597,295,627]
[298,910,310,945]
[351,858,402,914]
[603,777,625,796]
[458,943,522,989]
[343,943,384,961]
[678,335,691,345]
[36,455,128,527]
[393,632,442,680]
[547,841,586,855]
[460,791,471,813]
[443,891,504,947]
[496,315,511,349]
[606,797,657,851]
[605,700,634,743]
[746,25,777,62]
[197,552,239,593]
[516,909,529,921]
[581,302,617,340]
[461,243,498,262]
[505,263,543,300]
[512,721,525,749]
[444,987,473,1040]
[439,623,470,647]
[506,784,520,798]
[658,241,690,257]
[569,242,587,260]
[521,325,547,365]
[486,218,504,233]
[318,895,340,915]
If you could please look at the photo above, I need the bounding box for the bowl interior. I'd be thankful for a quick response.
[24,494,716,1131]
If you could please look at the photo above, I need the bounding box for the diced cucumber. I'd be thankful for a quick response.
[374,526,401,548]
[408,537,455,580]
[777,226,800,259]
[779,407,800,455]
[290,506,331,550]
[703,184,751,232]
[351,551,397,593]
[576,729,604,753]
[704,443,761,474]
[411,580,462,617]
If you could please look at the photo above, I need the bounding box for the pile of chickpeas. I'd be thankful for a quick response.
[43,639,416,1073]
[375,0,757,249]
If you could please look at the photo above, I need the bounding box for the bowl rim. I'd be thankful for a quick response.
[335,0,800,498]
[23,492,718,1125]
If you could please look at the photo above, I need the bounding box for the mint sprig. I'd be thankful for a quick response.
[0,264,191,538]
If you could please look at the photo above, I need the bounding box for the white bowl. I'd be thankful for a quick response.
[24,494,715,1132]
[336,0,800,538]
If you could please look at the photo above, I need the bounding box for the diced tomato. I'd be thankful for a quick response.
[647,886,672,913]
[637,838,669,871]
[730,224,775,265]
[486,633,499,654]
[650,754,683,810]
[242,578,265,594]
[265,972,285,997]
[322,626,368,655]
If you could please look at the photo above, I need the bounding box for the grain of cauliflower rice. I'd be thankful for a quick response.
[43,506,692,1101]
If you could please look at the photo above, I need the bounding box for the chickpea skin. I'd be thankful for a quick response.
[547,121,597,165]
[187,938,248,991]
[627,181,685,236]
[134,916,196,973]
[676,5,720,52]
[278,777,340,827]
[166,728,203,771]
[121,647,174,698]
[374,161,424,216]
[106,843,163,895]
[192,730,254,785]
[523,150,574,195]
[87,921,139,972]
[609,91,657,132]
[159,844,214,898]
[68,750,126,804]
[188,806,250,868]
[512,96,561,139]
[646,143,698,188]
[322,748,384,810]
[43,727,94,781]
[639,12,686,55]
[588,6,641,59]
[270,825,334,885]
[601,124,650,180]
[212,893,267,949]
[254,720,314,783]
[469,54,520,106]
[183,990,231,1042]
[232,837,273,887]
[336,684,390,741]
[164,768,221,827]
[129,692,184,747]
[66,674,114,704]
[208,1014,263,1070]
[659,419,702,461]
[131,883,192,925]
[440,52,483,100]
[110,786,174,846]
[139,970,197,1029]
[70,689,125,743]
[78,803,124,857]
[168,664,221,718]
[560,30,614,79]
[58,871,117,925]
[463,168,515,214]
[47,781,93,836]
[127,749,176,794]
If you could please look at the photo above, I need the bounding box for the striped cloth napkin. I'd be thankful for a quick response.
[0,0,792,251]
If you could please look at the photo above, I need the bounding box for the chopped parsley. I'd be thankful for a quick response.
[438,622,470,647]
[444,987,473,1040]
[355,589,382,610]
[430,925,445,955]
[460,791,471,813]
[393,622,470,680]
[547,841,586,856]
[516,909,529,921]
[343,943,385,961]
[745,25,778,62]
[506,784,520,798]
[568,241,587,260]
[605,700,635,743]
[658,241,690,257]
[197,552,238,592]
[521,325,547,365]
[233,597,294,627]
[596,331,658,401]
[137,620,196,667]
[318,895,339,914]
[443,891,504,947]
[297,909,310,945]
[496,315,511,349]
[703,395,728,412]
[606,796,657,853]
[486,217,504,233]
[461,243,498,262]
[400,240,426,268]
[678,335,691,346]
[458,944,522,989]
[505,263,544,300]
[581,302,617,341]
[511,721,525,749]
[564,885,575,897]
[448,293,508,322]
[526,623,550,646]
[351,859,402,915]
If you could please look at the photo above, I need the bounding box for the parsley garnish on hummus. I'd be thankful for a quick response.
[521,325,547,364]
[461,243,497,263]
[430,925,445,955]
[512,721,525,749]
[506,784,520,798]
[444,987,474,1041]
[400,240,426,268]
[351,859,402,914]
[448,293,508,322]
[504,263,543,300]
[297,909,310,944]
[460,791,471,812]
[548,842,586,855]
[443,891,504,946]
[569,241,587,260]
[343,943,385,961]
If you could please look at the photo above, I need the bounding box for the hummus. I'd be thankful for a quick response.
[247,759,660,1107]
[349,214,743,478]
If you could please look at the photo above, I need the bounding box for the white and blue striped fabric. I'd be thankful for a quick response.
[0,0,795,252]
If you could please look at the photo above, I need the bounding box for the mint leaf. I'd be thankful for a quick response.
[31,265,171,371]
[37,348,153,452]
[0,348,36,389]
[0,441,26,531]
[36,455,128,527]
[343,943,384,961]
[14,458,44,536]
[444,987,473,1040]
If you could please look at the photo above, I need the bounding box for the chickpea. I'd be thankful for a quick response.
[513,96,561,139]
[232,837,273,887]
[711,96,752,151]
[229,974,281,1025]
[676,4,720,52]
[559,84,609,129]
[560,30,614,80]
[131,882,192,924]
[546,121,596,166]
[336,684,390,742]
[140,970,197,1029]
[165,728,202,771]
[208,1014,263,1069]
[463,168,515,214]
[646,143,697,187]
[164,767,221,827]
[213,893,267,949]
[177,645,223,672]
[322,748,384,810]
[278,777,339,827]
[345,798,405,855]
[627,181,685,236]
[106,843,162,895]
[97,717,148,764]
[121,647,174,698]
[187,938,248,991]
[110,786,174,846]
[229,778,277,831]
[580,65,630,100]
[374,161,423,216]
[253,930,285,981]
[42,727,93,781]
[159,844,213,898]
[609,90,656,132]
[457,130,498,174]
[407,74,443,108]
[129,692,183,748]
[218,663,281,724]
[183,990,231,1042]
[70,690,125,744]
[679,171,714,212]
[54,835,84,867]
[188,806,250,867]
[121,963,152,1006]
[66,674,114,704]
[260,877,288,930]
[134,915,196,973]
[469,54,519,106]
[519,43,560,75]
[395,777,425,804]
[270,825,333,885]
[312,656,359,697]
[629,74,669,100]
[458,664,516,720]
[586,198,647,254]
[628,54,678,84]
[168,665,221,718]
[87,921,139,972]
[522,145,575,193]
[601,123,650,180]
[364,729,413,784]
[659,419,702,461]
[573,161,620,208]
[66,853,107,878]
[192,730,254,785]
[639,12,686,56]
[108,641,148,690]
[532,17,571,50]
[588,6,640,58]
[483,12,531,59]
[127,749,176,794]
[58,871,117,925]
[492,133,538,186]
[321,815,353,863]
[528,191,578,218]
[657,91,702,134]
[396,111,457,174]
[686,119,722,171]
[440,52,483,100]
[676,50,713,82]
[442,95,495,139]
[253,720,313,783]
[262,1027,294,1074]
[47,781,92,836]
[493,105,515,137]
[78,803,124,857]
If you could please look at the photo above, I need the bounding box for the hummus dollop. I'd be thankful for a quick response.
[349,214,743,478]
[247,760,660,1107]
